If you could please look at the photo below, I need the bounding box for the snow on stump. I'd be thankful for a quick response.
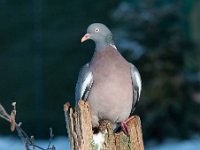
[64,100,144,150]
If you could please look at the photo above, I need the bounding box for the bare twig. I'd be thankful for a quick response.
[31,136,35,150]
[0,104,11,122]
[47,128,55,149]
[0,103,56,150]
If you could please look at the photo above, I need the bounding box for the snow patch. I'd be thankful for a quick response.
[146,137,200,150]
[0,136,70,150]
[93,132,105,150]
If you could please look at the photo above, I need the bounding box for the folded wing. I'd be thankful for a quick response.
[75,63,93,105]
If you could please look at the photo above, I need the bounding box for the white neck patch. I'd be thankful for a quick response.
[110,44,117,49]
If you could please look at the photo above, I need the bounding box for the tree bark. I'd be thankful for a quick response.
[64,100,144,150]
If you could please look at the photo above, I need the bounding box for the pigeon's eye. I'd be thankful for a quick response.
[95,28,99,32]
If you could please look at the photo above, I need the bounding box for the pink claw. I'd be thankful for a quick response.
[121,121,130,135]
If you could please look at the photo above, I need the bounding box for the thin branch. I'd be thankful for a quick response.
[47,128,54,149]
[0,104,11,121]
[0,103,56,150]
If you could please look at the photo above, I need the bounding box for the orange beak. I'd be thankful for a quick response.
[81,33,91,43]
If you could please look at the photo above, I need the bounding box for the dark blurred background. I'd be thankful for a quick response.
[0,0,200,144]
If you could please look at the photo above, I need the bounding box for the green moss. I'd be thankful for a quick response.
[91,140,99,150]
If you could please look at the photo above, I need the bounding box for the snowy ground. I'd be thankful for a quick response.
[0,136,70,150]
[146,137,200,150]
[0,136,200,150]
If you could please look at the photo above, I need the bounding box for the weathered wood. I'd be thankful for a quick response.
[64,100,144,150]
[64,101,93,150]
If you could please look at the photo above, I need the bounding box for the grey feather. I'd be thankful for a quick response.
[130,63,142,114]
[75,63,93,105]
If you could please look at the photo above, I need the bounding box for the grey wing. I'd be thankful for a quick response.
[75,63,93,105]
[130,63,142,114]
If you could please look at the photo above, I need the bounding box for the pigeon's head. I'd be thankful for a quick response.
[81,23,114,50]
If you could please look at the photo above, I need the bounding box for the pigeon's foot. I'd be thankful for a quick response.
[121,117,133,135]
[121,121,129,135]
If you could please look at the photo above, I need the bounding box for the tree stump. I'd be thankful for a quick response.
[64,100,144,150]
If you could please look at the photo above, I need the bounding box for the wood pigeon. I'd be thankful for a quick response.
[75,23,142,134]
